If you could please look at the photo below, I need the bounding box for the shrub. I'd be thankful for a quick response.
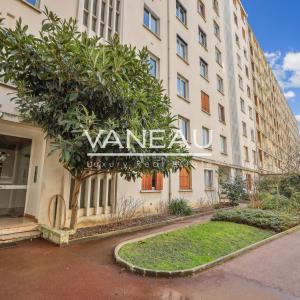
[221,176,247,206]
[257,176,281,194]
[168,198,192,216]
[278,174,300,198]
[291,192,300,204]
[212,209,300,232]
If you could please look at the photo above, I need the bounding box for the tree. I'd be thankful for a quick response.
[0,10,192,229]
[221,176,247,206]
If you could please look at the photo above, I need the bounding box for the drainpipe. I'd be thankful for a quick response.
[167,0,172,203]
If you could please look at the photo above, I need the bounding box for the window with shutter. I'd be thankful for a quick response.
[201,91,210,113]
[142,173,163,191]
[179,168,191,190]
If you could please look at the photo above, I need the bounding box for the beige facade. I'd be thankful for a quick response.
[0,0,299,227]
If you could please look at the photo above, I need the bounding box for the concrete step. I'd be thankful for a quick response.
[0,223,38,236]
[0,230,41,244]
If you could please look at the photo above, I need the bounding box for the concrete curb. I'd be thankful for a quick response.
[114,223,300,278]
[69,207,234,245]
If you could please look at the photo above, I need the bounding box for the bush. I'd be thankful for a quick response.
[212,209,300,232]
[291,192,300,204]
[257,176,281,194]
[168,198,192,216]
[259,192,300,214]
[278,174,300,198]
[221,176,247,206]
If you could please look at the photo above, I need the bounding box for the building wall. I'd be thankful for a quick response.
[0,0,299,227]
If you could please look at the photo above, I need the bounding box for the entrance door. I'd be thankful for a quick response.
[0,134,32,217]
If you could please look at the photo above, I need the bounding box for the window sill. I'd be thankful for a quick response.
[176,54,189,65]
[198,13,207,23]
[217,90,225,96]
[20,0,42,13]
[200,75,209,83]
[142,25,161,41]
[215,35,222,43]
[140,190,162,194]
[177,95,190,103]
[216,62,223,68]
[201,109,211,116]
[179,189,193,192]
[205,187,215,192]
[219,120,226,125]
[199,43,208,52]
[176,17,188,30]
[221,152,228,156]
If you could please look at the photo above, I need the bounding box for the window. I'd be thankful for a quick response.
[115,0,121,34]
[198,0,206,19]
[249,106,253,119]
[220,135,227,154]
[100,0,107,37]
[179,168,192,190]
[142,173,163,191]
[246,174,252,190]
[83,0,90,26]
[218,104,225,123]
[198,27,207,48]
[204,170,214,189]
[251,129,255,142]
[214,21,220,40]
[25,0,40,7]
[242,121,247,137]
[201,91,210,113]
[215,47,222,66]
[144,8,159,35]
[245,66,249,78]
[107,0,114,39]
[179,117,190,141]
[235,34,240,48]
[148,55,159,78]
[234,13,238,26]
[244,146,249,162]
[247,86,251,98]
[237,53,241,67]
[200,58,208,79]
[217,75,224,93]
[253,150,257,165]
[240,98,245,113]
[177,75,188,99]
[91,0,98,32]
[177,35,188,60]
[244,48,248,60]
[213,0,219,15]
[176,1,187,25]
[242,27,246,40]
[239,75,243,90]
[202,127,210,147]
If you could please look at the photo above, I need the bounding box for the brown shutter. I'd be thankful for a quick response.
[142,174,153,191]
[201,91,210,113]
[179,168,191,190]
[155,173,163,191]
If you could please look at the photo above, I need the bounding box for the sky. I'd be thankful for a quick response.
[242,0,300,127]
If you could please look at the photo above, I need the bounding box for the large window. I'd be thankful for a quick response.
[220,135,227,154]
[217,75,224,93]
[215,47,222,66]
[200,58,208,79]
[179,168,192,190]
[177,75,188,99]
[204,170,214,189]
[144,8,159,35]
[201,91,210,114]
[179,117,190,141]
[177,35,188,60]
[176,1,187,25]
[142,173,163,191]
[148,55,159,78]
[218,104,225,123]
[198,0,206,19]
[198,27,207,49]
[25,0,40,7]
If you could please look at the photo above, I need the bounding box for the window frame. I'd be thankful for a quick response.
[220,135,227,155]
[215,47,222,66]
[176,35,188,61]
[144,7,159,36]
[176,1,187,25]
[198,0,206,20]
[218,104,226,123]
[200,58,209,80]
[204,169,214,189]
[177,74,189,100]
[217,75,224,93]
[198,26,207,49]
[179,116,190,142]
[179,168,192,190]
[201,91,210,114]
[148,54,159,78]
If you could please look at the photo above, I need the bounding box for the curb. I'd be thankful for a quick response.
[114,223,300,278]
[69,207,234,245]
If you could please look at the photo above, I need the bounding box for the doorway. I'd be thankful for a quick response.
[0,134,32,217]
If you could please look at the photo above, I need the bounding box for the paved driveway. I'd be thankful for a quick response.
[0,216,300,300]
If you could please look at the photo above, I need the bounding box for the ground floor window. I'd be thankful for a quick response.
[204,169,214,189]
[142,173,163,191]
[179,168,191,190]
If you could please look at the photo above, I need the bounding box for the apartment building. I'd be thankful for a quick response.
[0,0,299,229]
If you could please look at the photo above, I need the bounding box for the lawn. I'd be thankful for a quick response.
[118,221,273,271]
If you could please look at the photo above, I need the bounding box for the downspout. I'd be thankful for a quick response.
[167,0,172,203]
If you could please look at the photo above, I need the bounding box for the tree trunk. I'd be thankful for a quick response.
[69,177,82,230]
